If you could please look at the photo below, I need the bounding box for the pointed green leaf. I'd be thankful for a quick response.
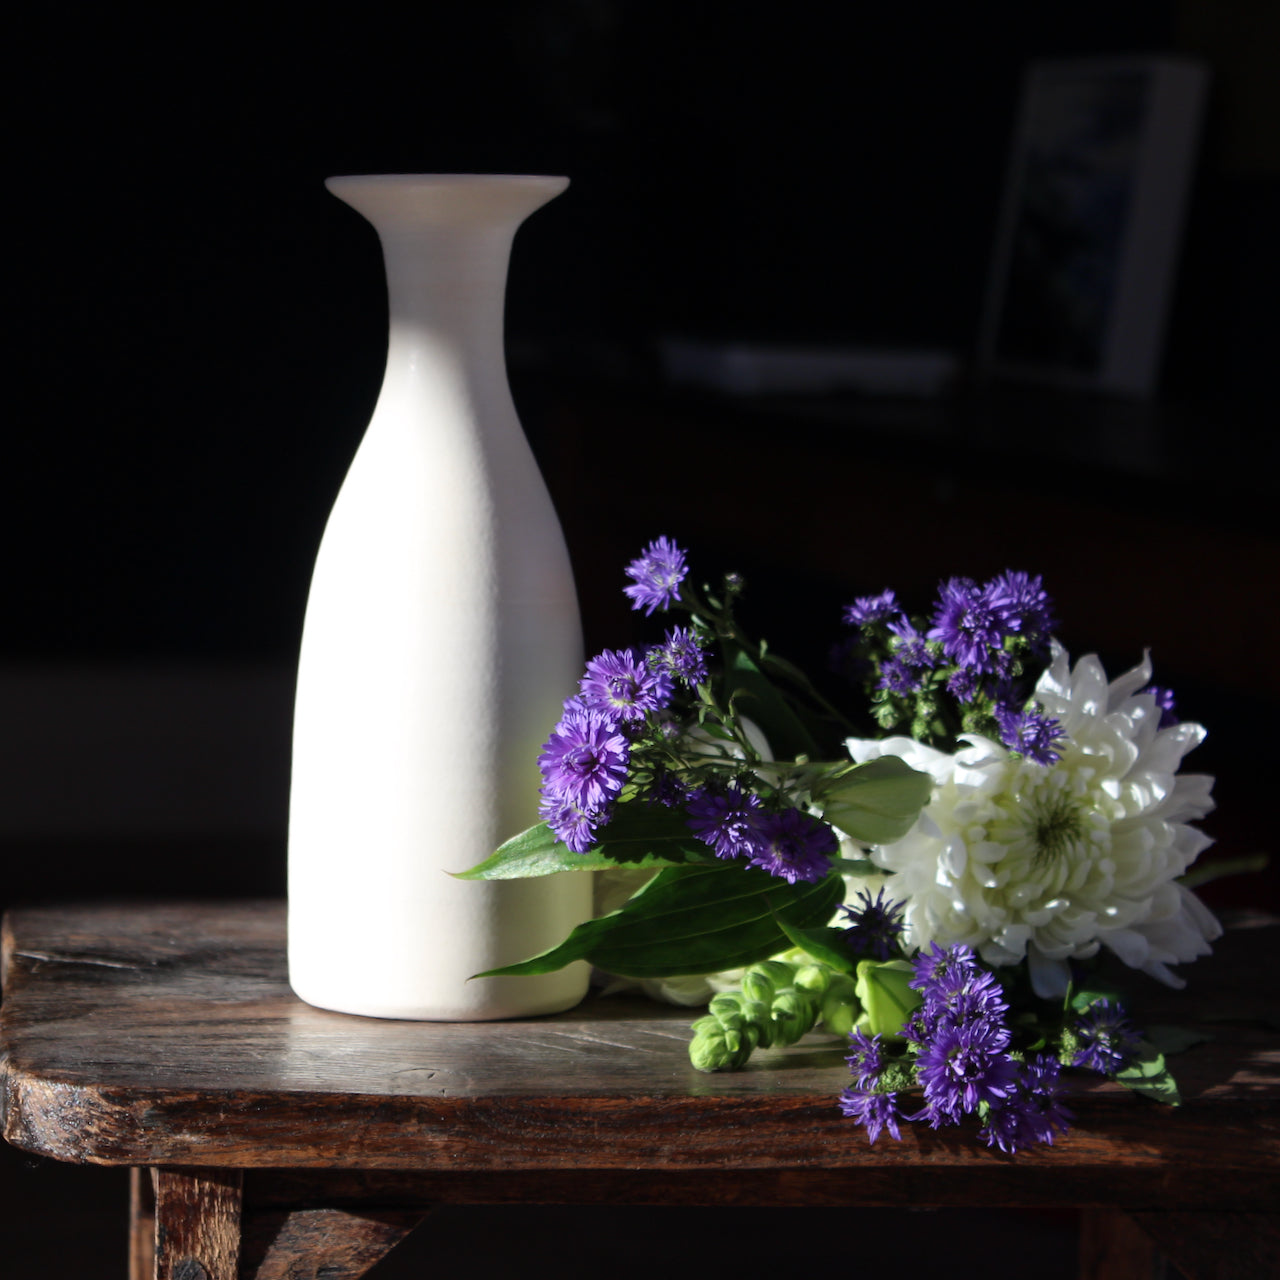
[1116,1039,1181,1106]
[456,804,713,880]
[775,920,856,973]
[473,862,845,980]
[819,756,933,845]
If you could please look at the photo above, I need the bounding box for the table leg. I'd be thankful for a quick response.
[129,1168,156,1280]
[151,1168,243,1280]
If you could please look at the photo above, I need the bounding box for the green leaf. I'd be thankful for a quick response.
[776,920,856,973]
[456,804,712,880]
[720,638,822,762]
[818,756,933,845]
[473,862,845,980]
[1116,1039,1182,1106]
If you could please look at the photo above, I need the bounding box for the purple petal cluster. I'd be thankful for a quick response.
[839,887,906,960]
[995,705,1067,766]
[652,626,709,688]
[537,705,631,851]
[980,1053,1072,1152]
[837,1087,902,1144]
[748,807,837,884]
[686,785,763,859]
[579,648,673,725]
[928,577,1015,675]
[894,942,1072,1151]
[623,537,688,615]
[1071,999,1140,1075]
[685,789,835,884]
[843,589,901,627]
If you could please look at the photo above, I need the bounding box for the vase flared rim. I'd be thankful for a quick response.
[326,173,568,190]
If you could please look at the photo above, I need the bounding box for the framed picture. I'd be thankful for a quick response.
[977,57,1208,398]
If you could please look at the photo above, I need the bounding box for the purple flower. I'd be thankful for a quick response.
[995,705,1065,766]
[988,570,1057,639]
[538,706,630,815]
[623,537,688,615]
[981,1054,1072,1152]
[579,648,673,725]
[946,667,981,703]
[653,626,709,687]
[915,1019,1018,1123]
[746,807,837,884]
[686,785,764,860]
[839,887,906,961]
[539,799,605,854]
[909,942,1009,1030]
[1072,1000,1140,1075]
[928,577,1014,675]
[843,589,901,628]
[878,657,923,695]
[837,1088,903,1143]
[845,1029,886,1087]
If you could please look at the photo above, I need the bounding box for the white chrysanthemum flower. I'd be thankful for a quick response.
[845,643,1221,998]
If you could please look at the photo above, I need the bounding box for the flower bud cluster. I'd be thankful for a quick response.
[688,958,857,1071]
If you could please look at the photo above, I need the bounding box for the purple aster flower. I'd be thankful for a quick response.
[878,657,923,695]
[887,618,934,668]
[839,887,906,961]
[995,704,1065,766]
[1141,684,1179,729]
[928,577,1014,675]
[915,1019,1019,1123]
[746,807,837,884]
[623,537,688,615]
[910,942,1010,1029]
[579,648,673,725]
[539,798,605,854]
[981,1053,1072,1152]
[837,1088,903,1143]
[843,589,901,628]
[538,706,630,815]
[845,1029,886,1087]
[1072,1000,1140,1075]
[653,626,709,687]
[686,785,764,860]
[987,570,1057,640]
[1015,1053,1073,1145]
[946,667,981,703]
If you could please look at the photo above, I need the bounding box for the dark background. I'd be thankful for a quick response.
[2,2,1277,1272]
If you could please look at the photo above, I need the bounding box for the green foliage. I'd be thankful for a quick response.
[473,862,845,981]
[457,803,712,880]
[815,756,933,845]
[1116,1039,1182,1106]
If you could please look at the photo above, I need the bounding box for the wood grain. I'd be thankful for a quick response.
[152,1167,242,1280]
[1,902,1277,1214]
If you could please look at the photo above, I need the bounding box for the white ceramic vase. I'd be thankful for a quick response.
[288,174,592,1020]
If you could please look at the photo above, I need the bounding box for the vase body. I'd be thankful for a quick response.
[288,174,591,1020]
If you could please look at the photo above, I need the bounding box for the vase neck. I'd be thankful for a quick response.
[327,175,567,356]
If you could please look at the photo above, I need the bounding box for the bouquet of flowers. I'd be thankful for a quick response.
[461,538,1225,1153]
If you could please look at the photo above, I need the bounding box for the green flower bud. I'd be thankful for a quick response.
[689,1017,754,1072]
[741,969,777,1005]
[769,989,818,1046]
[820,972,861,1036]
[854,958,921,1040]
[793,964,831,996]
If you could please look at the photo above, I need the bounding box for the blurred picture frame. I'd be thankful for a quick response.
[978,56,1208,398]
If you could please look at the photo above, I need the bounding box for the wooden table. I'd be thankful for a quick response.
[1,902,1276,1280]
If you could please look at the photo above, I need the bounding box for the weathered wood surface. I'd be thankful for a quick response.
[1,902,1277,1210]
[152,1167,242,1280]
